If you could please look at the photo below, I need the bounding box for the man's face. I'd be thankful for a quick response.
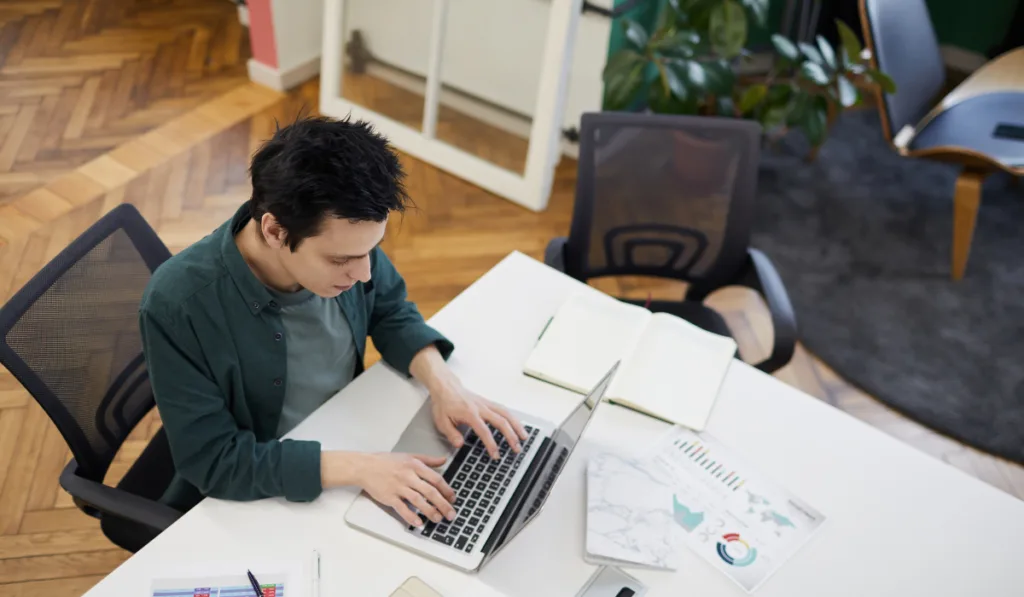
[262,213,387,298]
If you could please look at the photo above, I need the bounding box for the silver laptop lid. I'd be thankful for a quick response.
[479,361,619,567]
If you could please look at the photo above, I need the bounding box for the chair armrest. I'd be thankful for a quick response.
[60,460,182,532]
[544,236,568,273]
[737,248,798,373]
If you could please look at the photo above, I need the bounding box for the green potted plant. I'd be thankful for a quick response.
[602,0,896,150]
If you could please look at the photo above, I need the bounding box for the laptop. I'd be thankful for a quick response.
[345,363,619,572]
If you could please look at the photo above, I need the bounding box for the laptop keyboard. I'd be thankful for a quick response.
[410,423,539,553]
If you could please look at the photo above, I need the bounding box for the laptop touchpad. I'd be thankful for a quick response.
[393,399,455,457]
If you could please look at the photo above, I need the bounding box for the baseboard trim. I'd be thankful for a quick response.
[247,56,321,92]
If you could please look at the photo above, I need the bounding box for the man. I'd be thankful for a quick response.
[139,116,526,528]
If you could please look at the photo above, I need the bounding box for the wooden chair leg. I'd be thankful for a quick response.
[951,170,985,281]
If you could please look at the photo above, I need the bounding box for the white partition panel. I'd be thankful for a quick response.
[319,0,585,212]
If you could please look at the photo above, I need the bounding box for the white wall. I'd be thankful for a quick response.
[344,0,611,131]
[272,0,323,72]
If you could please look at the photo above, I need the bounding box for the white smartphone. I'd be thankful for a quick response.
[575,566,648,597]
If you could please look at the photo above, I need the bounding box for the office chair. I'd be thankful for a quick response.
[0,203,181,553]
[859,0,1024,280]
[545,112,797,373]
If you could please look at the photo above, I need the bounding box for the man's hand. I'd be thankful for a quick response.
[409,344,528,460]
[430,383,529,460]
[323,451,456,527]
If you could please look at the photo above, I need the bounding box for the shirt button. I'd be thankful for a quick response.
[252,301,259,310]
[269,301,278,309]
[274,332,282,341]
[273,378,283,387]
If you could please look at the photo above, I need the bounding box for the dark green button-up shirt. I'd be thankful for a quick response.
[139,202,453,512]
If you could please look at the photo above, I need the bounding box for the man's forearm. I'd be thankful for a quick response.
[409,343,460,396]
[321,450,370,488]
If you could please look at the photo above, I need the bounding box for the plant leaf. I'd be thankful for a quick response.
[666,0,696,26]
[771,34,799,61]
[766,83,793,107]
[602,51,647,110]
[868,68,897,93]
[686,61,707,89]
[603,50,645,84]
[716,96,736,116]
[648,83,697,114]
[800,61,830,85]
[762,105,788,131]
[786,90,811,126]
[816,35,837,69]
[802,98,829,146]
[738,83,768,114]
[689,0,718,30]
[836,75,858,107]
[709,0,748,59]
[659,45,697,59]
[702,60,735,95]
[662,61,689,101]
[623,18,650,50]
[798,41,825,66]
[835,19,863,65]
[846,62,867,75]
[651,29,700,51]
[743,0,769,26]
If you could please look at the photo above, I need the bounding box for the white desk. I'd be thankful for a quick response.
[86,251,1024,597]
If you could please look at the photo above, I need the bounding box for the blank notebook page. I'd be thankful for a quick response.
[609,312,736,429]
[524,290,650,393]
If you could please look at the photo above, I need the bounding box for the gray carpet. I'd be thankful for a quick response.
[750,109,1024,464]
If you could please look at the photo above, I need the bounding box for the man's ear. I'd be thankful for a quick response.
[260,213,288,249]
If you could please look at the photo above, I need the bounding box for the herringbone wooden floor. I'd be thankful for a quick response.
[0,0,250,204]
[0,66,1022,597]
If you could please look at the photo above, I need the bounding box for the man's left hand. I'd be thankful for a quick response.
[409,344,528,460]
[430,382,528,460]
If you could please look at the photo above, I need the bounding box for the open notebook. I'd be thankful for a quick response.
[524,289,736,430]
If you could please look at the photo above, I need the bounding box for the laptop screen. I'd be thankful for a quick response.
[480,362,618,565]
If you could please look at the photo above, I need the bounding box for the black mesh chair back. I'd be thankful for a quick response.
[0,204,171,484]
[566,112,762,287]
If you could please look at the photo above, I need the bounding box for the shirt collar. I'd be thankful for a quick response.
[219,201,276,316]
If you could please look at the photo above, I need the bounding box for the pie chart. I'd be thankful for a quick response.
[716,533,757,567]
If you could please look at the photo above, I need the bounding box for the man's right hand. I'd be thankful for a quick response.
[322,451,456,527]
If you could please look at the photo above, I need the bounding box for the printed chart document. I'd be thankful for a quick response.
[645,427,827,592]
[150,558,306,597]
[151,573,289,597]
[523,289,736,430]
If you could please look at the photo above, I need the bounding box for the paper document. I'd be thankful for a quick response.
[152,573,289,597]
[150,558,306,597]
[645,427,827,592]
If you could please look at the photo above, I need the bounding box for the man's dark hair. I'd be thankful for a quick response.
[249,115,410,250]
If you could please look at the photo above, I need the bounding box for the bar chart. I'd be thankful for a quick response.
[670,437,746,491]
